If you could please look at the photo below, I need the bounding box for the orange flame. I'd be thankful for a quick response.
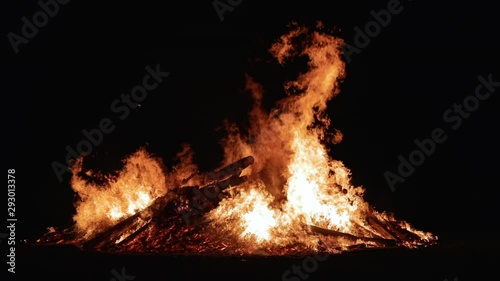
[69,148,167,239]
[69,145,202,241]
[205,22,435,251]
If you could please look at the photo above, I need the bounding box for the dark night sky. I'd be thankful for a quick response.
[2,0,499,245]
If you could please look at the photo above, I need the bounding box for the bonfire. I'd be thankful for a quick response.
[36,22,437,256]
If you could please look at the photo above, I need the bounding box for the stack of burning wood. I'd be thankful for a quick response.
[35,155,434,254]
[81,156,255,250]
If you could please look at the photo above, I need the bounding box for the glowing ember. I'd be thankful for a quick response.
[37,22,437,255]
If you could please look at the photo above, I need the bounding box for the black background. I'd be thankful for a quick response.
[2,0,499,277]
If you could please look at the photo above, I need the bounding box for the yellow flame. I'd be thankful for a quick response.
[70,148,167,239]
[240,189,278,243]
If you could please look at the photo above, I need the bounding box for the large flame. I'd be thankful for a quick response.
[205,22,409,251]
[39,22,436,254]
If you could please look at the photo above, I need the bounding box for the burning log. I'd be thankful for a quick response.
[206,155,254,182]
[82,195,165,250]
[306,225,397,247]
[175,156,254,224]
[82,156,254,250]
[176,175,249,213]
[364,208,425,243]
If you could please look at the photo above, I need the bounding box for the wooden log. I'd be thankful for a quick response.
[207,156,254,181]
[365,214,399,240]
[306,224,397,247]
[82,196,164,250]
[365,209,417,242]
